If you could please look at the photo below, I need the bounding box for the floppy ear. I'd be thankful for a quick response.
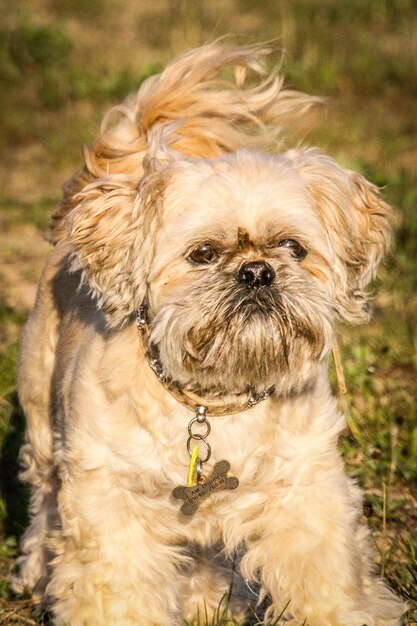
[66,175,144,327]
[65,127,178,328]
[289,148,393,324]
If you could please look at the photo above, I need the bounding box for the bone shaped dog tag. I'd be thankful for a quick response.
[172,460,239,516]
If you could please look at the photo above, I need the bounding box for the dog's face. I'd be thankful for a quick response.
[68,145,391,397]
[147,151,334,396]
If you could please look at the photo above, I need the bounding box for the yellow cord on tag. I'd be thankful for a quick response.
[187,445,200,486]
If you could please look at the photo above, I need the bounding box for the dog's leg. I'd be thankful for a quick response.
[45,473,185,626]
[180,544,253,623]
[239,473,403,626]
[181,558,236,623]
[11,472,57,602]
[11,255,62,600]
[354,523,406,626]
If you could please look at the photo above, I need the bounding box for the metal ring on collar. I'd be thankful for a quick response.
[188,416,211,439]
[186,437,211,463]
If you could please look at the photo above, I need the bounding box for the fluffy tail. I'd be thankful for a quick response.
[51,42,321,243]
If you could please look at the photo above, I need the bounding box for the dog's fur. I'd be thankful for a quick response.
[12,44,404,625]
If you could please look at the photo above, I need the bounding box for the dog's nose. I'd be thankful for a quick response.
[237,261,276,289]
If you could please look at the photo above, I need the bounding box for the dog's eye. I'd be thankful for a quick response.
[187,242,220,265]
[278,239,307,260]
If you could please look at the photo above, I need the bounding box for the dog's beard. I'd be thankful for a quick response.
[149,267,334,399]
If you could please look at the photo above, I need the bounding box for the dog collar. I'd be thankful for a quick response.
[136,305,274,515]
[136,305,275,417]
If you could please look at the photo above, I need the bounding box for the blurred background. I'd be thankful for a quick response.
[0,0,416,623]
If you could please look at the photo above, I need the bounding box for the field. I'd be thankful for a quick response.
[0,0,416,624]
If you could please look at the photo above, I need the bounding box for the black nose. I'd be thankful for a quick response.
[237,261,276,289]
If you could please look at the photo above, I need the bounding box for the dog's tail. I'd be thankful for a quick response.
[51,42,321,243]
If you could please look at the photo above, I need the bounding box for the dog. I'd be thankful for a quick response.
[12,43,404,625]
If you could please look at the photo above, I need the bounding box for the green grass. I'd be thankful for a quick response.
[0,0,416,624]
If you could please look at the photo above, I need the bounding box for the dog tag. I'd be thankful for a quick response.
[172,459,239,516]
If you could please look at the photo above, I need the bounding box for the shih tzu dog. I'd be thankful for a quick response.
[12,44,404,625]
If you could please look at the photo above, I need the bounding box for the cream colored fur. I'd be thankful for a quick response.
[12,43,404,625]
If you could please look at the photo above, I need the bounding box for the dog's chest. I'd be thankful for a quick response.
[141,401,282,494]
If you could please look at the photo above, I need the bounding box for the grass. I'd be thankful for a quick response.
[0,0,416,624]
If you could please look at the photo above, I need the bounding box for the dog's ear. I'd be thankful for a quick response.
[67,175,144,327]
[65,126,178,328]
[289,148,393,324]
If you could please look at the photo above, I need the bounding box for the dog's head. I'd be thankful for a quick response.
[66,134,391,397]
[59,44,391,398]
